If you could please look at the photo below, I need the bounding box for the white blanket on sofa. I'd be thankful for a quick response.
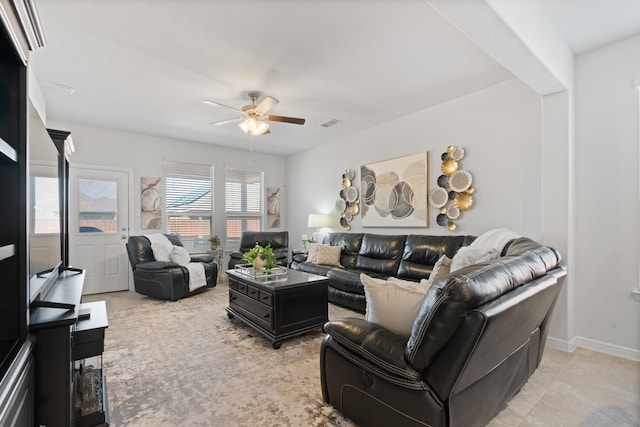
[450,228,522,272]
[468,228,522,255]
[182,261,206,291]
[144,234,207,292]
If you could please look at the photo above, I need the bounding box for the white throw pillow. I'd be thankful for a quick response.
[315,244,342,267]
[431,255,452,280]
[171,246,191,266]
[361,274,430,338]
[387,276,431,293]
[450,246,480,272]
[306,243,319,263]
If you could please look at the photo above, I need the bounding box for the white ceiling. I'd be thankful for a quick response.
[538,0,640,54]
[30,0,640,156]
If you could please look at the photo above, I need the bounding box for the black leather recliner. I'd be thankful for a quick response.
[320,237,567,427]
[227,231,289,269]
[126,234,217,301]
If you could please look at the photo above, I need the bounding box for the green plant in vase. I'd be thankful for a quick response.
[243,244,277,271]
[208,235,221,249]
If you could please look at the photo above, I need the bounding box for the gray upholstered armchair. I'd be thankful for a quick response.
[126,234,217,301]
[228,231,289,269]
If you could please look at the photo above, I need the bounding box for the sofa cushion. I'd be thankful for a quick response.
[324,233,363,269]
[315,244,343,267]
[355,234,406,275]
[405,246,560,371]
[306,243,319,263]
[295,261,333,277]
[430,255,452,280]
[328,287,366,313]
[397,235,469,280]
[361,274,431,338]
[240,231,288,251]
[326,267,387,295]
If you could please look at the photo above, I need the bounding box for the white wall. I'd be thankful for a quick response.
[286,78,542,246]
[573,35,640,358]
[542,90,574,345]
[47,119,288,242]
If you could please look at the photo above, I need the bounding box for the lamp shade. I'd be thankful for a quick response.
[307,213,332,228]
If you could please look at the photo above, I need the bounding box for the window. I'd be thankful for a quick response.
[78,178,117,232]
[225,167,263,249]
[32,175,60,234]
[166,161,214,250]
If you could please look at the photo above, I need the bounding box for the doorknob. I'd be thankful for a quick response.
[122,234,127,240]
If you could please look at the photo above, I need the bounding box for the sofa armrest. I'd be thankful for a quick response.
[324,318,421,382]
[292,252,308,263]
[228,251,244,260]
[136,261,180,270]
[190,254,214,263]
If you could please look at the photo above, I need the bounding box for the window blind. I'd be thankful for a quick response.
[225,167,263,249]
[166,161,214,250]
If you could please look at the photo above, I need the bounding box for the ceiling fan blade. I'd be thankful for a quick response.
[202,99,241,112]
[255,96,279,114]
[210,117,242,126]
[266,115,306,125]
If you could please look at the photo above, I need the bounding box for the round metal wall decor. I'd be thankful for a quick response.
[428,145,475,231]
[336,168,359,230]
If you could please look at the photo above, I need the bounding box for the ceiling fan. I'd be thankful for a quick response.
[202,91,305,136]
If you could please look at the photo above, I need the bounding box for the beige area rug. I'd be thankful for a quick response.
[103,282,360,426]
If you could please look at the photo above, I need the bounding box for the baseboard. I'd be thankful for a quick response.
[546,336,640,362]
[546,336,577,353]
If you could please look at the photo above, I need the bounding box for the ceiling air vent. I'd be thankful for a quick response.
[320,118,341,128]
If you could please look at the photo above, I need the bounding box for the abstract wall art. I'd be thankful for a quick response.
[335,168,359,231]
[360,152,428,227]
[429,146,474,231]
[267,186,281,228]
[141,176,162,229]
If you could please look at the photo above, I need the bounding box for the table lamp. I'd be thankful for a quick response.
[307,213,332,244]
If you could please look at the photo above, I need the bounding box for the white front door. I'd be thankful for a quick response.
[69,165,131,294]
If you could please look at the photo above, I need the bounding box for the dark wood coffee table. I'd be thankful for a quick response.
[226,269,329,349]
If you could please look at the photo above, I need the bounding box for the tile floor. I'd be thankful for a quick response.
[84,287,640,426]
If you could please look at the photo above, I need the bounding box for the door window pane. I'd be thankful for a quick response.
[33,176,60,234]
[78,179,117,232]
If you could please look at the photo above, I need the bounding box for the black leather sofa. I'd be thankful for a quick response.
[228,231,289,269]
[320,237,567,427]
[290,233,476,312]
[126,234,217,301]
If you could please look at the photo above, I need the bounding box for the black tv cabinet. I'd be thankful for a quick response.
[30,270,110,427]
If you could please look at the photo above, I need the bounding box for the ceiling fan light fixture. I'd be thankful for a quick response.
[207,92,303,139]
[256,120,268,133]
[239,115,269,136]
